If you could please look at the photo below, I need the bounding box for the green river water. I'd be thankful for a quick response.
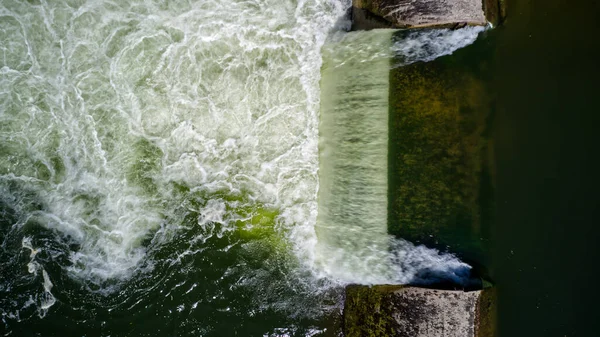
[1,0,598,336]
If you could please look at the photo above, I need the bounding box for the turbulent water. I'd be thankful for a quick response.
[0,0,483,335]
[391,25,486,66]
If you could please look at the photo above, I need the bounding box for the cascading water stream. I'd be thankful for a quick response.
[0,0,484,334]
[315,28,480,285]
[316,30,393,282]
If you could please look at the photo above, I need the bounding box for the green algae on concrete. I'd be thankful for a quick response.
[483,0,507,26]
[475,286,497,337]
[344,285,496,337]
[344,285,401,337]
[388,53,494,266]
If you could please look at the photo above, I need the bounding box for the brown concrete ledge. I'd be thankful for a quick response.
[352,0,506,30]
[343,285,497,337]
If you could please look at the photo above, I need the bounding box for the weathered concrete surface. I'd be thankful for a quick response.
[344,285,496,337]
[388,56,494,269]
[483,0,507,26]
[352,0,493,30]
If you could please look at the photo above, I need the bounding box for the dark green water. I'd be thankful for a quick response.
[491,0,600,335]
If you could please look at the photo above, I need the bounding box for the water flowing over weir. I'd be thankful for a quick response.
[0,0,483,334]
[316,29,475,285]
[317,30,393,282]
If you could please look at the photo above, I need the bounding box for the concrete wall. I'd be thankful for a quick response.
[352,0,506,30]
[344,285,497,337]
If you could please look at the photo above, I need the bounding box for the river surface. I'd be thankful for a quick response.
[1,0,597,336]
[489,0,600,336]
[0,0,479,335]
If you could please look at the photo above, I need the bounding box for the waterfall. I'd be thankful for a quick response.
[315,28,474,285]
[0,0,483,332]
[316,29,393,283]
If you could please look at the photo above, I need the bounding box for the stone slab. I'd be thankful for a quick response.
[344,285,496,337]
[352,0,488,30]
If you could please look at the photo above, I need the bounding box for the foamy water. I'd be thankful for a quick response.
[0,0,483,330]
[392,25,486,65]
[1,0,346,283]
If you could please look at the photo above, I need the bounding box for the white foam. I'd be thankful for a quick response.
[392,26,486,65]
[21,237,57,317]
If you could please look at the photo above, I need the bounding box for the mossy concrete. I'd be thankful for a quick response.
[482,0,507,26]
[344,285,496,337]
[388,53,495,268]
[475,286,497,337]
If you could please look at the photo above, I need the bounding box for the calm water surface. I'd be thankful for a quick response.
[491,0,600,335]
